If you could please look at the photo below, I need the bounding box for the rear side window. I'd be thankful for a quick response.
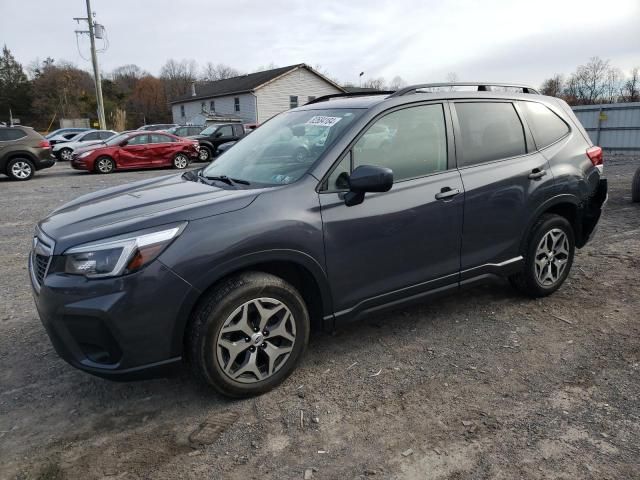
[0,128,27,141]
[150,134,173,143]
[455,102,526,166]
[352,103,448,182]
[83,131,101,140]
[233,124,244,136]
[520,101,570,149]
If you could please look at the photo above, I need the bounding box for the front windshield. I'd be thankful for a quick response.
[200,124,222,135]
[202,109,362,185]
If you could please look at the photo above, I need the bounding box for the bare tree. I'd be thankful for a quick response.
[160,59,198,100]
[446,72,459,83]
[111,64,146,92]
[621,67,639,102]
[604,67,622,103]
[389,76,407,90]
[571,57,610,104]
[363,77,386,90]
[200,63,240,82]
[540,74,564,97]
[253,62,279,73]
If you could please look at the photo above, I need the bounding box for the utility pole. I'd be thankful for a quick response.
[75,0,106,130]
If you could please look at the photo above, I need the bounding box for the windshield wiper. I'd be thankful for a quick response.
[201,173,251,185]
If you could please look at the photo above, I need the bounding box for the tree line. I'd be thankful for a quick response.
[0,45,272,131]
[0,44,638,132]
[540,57,639,104]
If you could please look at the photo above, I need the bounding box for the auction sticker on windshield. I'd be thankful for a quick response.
[306,116,342,127]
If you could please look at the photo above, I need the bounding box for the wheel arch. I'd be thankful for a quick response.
[2,151,37,172]
[520,195,583,253]
[174,250,334,357]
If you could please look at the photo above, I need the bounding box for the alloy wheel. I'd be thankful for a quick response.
[60,149,72,161]
[216,298,296,384]
[534,228,569,287]
[11,161,32,179]
[174,154,189,169]
[199,148,209,161]
[97,158,113,173]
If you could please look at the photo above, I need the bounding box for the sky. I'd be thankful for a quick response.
[1,0,639,87]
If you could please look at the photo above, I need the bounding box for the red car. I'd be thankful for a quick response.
[71,131,199,174]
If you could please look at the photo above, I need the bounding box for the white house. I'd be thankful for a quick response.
[170,64,345,125]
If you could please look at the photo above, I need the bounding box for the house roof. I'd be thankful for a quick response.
[170,64,345,104]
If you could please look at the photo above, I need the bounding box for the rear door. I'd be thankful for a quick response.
[118,134,150,167]
[451,100,555,280]
[319,102,464,316]
[148,133,177,166]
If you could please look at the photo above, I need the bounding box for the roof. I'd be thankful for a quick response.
[171,64,345,104]
[298,90,554,110]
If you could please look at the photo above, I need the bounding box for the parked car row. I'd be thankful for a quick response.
[1,120,258,180]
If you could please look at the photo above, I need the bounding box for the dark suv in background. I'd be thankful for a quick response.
[1,126,55,180]
[30,83,606,397]
[190,122,245,161]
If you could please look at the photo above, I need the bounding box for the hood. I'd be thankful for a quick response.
[39,173,260,253]
[187,134,208,141]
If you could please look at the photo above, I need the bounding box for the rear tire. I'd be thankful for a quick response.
[509,214,575,298]
[95,156,115,174]
[187,271,310,398]
[6,158,35,181]
[632,167,640,203]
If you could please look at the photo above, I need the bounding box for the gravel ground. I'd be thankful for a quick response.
[0,157,639,480]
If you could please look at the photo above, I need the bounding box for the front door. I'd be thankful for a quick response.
[118,134,151,168]
[319,103,464,316]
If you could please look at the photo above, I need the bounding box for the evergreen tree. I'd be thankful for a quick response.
[0,45,31,124]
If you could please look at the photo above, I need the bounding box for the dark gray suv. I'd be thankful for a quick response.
[29,83,607,397]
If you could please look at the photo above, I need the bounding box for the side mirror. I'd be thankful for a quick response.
[120,140,128,147]
[344,165,393,207]
[214,131,223,138]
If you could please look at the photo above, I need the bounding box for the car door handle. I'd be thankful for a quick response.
[528,168,547,180]
[435,187,461,200]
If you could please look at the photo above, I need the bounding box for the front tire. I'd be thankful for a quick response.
[59,148,73,161]
[187,271,310,398]
[6,158,35,181]
[510,214,575,298]
[198,146,211,162]
[95,156,115,174]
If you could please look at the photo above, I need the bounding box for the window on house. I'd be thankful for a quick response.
[210,100,215,112]
[290,96,299,109]
[308,96,316,103]
[180,105,185,117]
[234,97,240,112]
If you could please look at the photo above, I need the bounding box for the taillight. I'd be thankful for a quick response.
[38,139,51,149]
[586,146,603,167]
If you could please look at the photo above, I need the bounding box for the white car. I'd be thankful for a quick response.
[52,130,117,161]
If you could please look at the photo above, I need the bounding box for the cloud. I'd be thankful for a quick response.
[0,0,637,86]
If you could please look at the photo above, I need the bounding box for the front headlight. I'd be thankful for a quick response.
[78,150,93,159]
[63,223,186,278]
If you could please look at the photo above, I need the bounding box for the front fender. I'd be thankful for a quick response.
[168,249,334,356]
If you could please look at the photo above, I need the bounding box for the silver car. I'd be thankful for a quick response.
[52,130,117,161]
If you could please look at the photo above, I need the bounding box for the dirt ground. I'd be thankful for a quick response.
[1,157,639,480]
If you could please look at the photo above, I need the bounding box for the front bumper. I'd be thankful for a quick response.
[29,248,198,380]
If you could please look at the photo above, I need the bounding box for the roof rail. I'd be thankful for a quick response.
[305,91,395,105]
[389,82,540,97]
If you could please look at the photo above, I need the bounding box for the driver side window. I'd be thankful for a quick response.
[322,104,448,191]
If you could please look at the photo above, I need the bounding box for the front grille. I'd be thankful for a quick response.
[30,231,55,291]
[34,253,50,285]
